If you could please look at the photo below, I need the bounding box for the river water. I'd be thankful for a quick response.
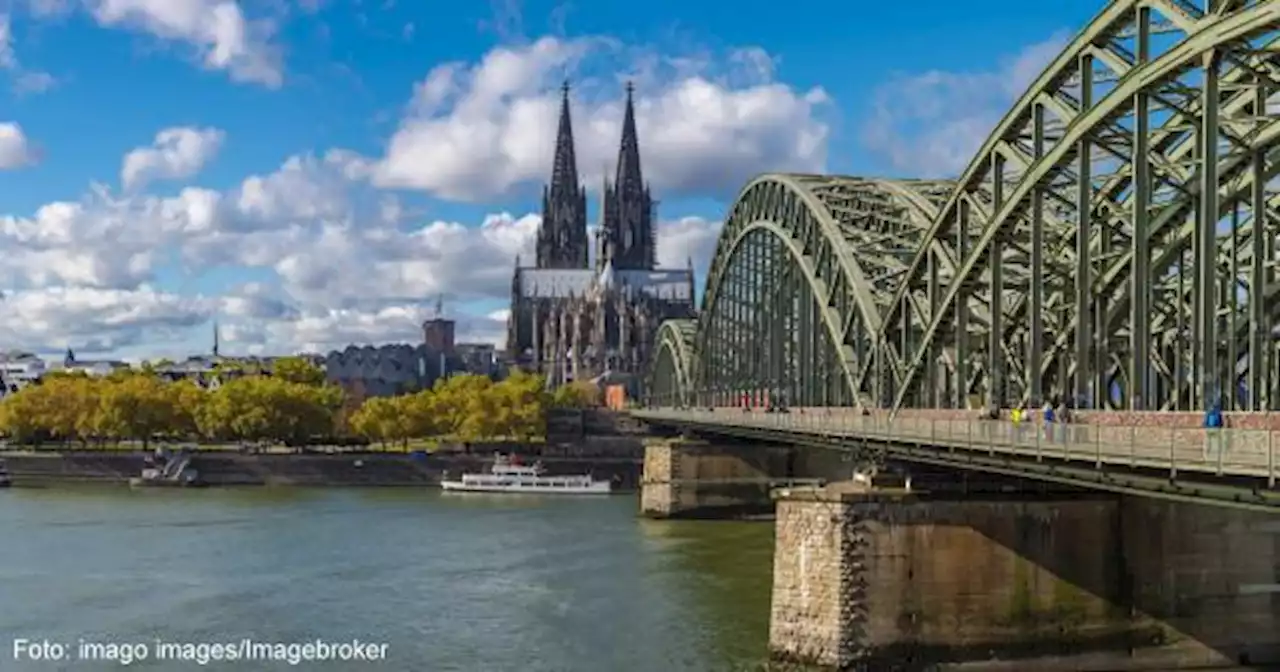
[0,487,781,671]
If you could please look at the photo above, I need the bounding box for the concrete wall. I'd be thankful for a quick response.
[770,489,1280,670]
[2,452,642,489]
[639,439,796,518]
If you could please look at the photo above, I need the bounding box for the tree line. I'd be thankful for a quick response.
[0,358,602,448]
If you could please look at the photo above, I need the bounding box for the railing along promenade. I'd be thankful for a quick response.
[634,408,1279,488]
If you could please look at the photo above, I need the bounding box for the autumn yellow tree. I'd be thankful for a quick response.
[349,395,414,448]
[550,380,600,408]
[95,374,179,447]
[194,375,338,444]
[486,370,547,440]
[272,357,327,387]
[33,374,97,443]
[429,374,494,439]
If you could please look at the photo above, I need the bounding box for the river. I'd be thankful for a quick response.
[0,487,784,671]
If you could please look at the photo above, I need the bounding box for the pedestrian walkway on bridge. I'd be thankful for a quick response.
[634,407,1280,508]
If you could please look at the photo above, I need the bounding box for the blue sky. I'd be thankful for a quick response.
[0,0,1101,361]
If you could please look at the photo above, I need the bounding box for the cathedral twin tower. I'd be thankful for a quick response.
[536,81,657,272]
[507,81,693,384]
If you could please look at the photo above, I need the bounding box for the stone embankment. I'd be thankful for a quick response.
[1,409,648,488]
[1,449,640,488]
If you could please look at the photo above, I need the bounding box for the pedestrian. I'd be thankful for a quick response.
[1204,400,1224,459]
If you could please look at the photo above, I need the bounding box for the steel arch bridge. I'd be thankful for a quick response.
[647,0,1280,414]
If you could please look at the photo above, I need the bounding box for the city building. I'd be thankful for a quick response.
[455,343,499,379]
[506,82,697,390]
[324,344,440,398]
[55,348,131,377]
[0,351,46,397]
[324,306,504,398]
[150,328,313,389]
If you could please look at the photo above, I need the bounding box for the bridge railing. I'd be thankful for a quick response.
[633,408,1279,487]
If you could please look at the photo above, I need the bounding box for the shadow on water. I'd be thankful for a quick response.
[637,519,828,672]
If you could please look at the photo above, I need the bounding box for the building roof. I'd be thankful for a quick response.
[516,267,693,301]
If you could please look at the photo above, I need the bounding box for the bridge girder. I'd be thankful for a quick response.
[649,319,698,406]
[686,174,951,408]
[647,0,1280,414]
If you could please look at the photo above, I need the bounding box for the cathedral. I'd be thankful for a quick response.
[506,82,697,388]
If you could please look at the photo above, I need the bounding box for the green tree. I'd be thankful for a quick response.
[489,371,547,440]
[551,380,600,408]
[272,356,327,387]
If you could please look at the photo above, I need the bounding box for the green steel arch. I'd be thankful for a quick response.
[879,0,1280,413]
[646,0,1280,415]
[648,319,697,406]
[667,174,952,408]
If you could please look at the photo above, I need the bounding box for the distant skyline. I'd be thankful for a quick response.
[0,0,1101,360]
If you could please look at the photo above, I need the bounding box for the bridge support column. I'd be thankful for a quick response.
[639,438,797,519]
[769,486,1280,670]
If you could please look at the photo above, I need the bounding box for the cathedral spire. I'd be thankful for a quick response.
[550,80,579,198]
[536,80,590,269]
[604,81,655,270]
[614,81,643,192]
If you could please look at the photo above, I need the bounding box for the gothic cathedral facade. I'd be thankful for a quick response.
[507,83,697,389]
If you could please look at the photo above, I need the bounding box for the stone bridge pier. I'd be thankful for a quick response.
[640,438,820,518]
[769,487,1280,670]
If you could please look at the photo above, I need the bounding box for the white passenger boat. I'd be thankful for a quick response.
[441,454,612,495]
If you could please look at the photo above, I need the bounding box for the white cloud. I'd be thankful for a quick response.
[373,36,830,202]
[0,286,214,354]
[656,215,720,271]
[82,0,282,86]
[0,148,722,355]
[0,33,785,355]
[0,13,56,93]
[121,126,225,190]
[0,122,36,169]
[860,33,1068,177]
[226,303,510,354]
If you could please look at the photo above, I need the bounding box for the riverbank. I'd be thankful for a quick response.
[0,451,642,490]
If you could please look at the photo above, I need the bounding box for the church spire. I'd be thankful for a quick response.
[549,80,579,199]
[536,80,590,269]
[605,81,655,270]
[614,81,643,192]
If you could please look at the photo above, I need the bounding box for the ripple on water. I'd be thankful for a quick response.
[0,488,776,671]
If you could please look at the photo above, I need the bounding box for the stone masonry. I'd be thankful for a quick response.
[640,438,794,518]
[639,439,681,517]
[770,485,1280,670]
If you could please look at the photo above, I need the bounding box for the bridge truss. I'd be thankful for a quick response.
[648,0,1280,413]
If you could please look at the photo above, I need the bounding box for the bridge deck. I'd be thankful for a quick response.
[635,409,1279,488]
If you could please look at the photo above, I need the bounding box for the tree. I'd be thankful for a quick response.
[193,375,338,444]
[96,375,175,448]
[0,365,554,448]
[489,370,547,440]
[431,374,495,439]
[348,395,415,448]
[272,357,327,387]
[333,380,367,437]
[551,380,600,408]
